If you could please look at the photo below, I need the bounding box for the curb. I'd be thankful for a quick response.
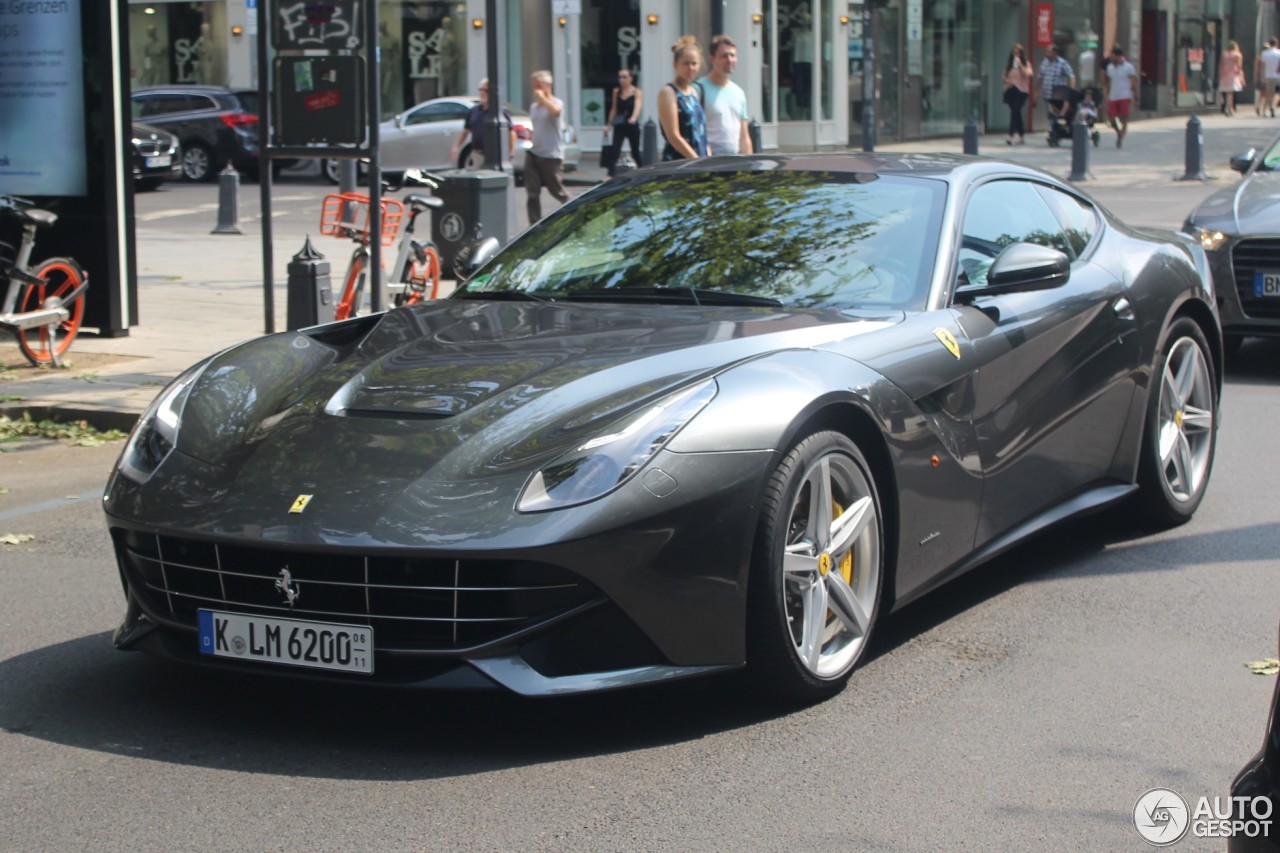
[1,404,140,434]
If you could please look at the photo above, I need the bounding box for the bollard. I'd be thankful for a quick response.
[1068,115,1092,182]
[211,163,241,235]
[748,118,762,154]
[613,152,637,176]
[1178,114,1208,181]
[286,236,333,330]
[963,118,980,155]
[641,118,659,166]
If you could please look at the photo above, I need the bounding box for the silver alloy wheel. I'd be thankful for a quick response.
[782,452,881,678]
[1156,335,1215,502]
[182,146,211,181]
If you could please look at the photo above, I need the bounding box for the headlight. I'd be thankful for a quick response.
[1194,227,1229,252]
[517,380,717,513]
[116,362,208,484]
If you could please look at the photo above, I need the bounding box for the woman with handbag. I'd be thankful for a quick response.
[1219,40,1245,116]
[604,69,643,176]
[1003,43,1032,146]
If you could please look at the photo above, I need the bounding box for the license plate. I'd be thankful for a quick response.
[145,155,171,168]
[198,609,373,674]
[1253,271,1280,297]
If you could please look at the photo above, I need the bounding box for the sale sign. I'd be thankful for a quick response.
[1035,3,1054,48]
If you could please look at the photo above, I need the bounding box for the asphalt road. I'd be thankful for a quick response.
[1,175,1278,851]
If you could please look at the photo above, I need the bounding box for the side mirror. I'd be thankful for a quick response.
[1230,148,1258,174]
[964,242,1070,297]
[453,236,501,281]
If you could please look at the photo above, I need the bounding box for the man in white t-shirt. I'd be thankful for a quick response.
[1262,38,1280,117]
[1103,45,1138,148]
[697,34,753,155]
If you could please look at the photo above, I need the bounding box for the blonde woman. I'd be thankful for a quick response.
[1219,40,1245,116]
[657,36,708,160]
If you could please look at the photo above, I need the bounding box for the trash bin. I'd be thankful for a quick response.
[431,169,511,273]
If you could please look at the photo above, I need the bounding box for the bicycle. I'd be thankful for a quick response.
[320,171,444,321]
[0,196,89,366]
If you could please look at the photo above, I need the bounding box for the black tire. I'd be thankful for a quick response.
[323,159,341,185]
[1134,318,1218,527]
[181,142,215,181]
[747,431,885,703]
[136,178,164,192]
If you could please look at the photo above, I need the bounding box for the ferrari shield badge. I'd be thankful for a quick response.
[289,494,313,514]
[932,327,961,359]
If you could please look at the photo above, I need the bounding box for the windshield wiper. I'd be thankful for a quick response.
[453,289,553,303]
[559,287,783,307]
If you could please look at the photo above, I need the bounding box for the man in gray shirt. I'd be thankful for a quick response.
[525,70,571,223]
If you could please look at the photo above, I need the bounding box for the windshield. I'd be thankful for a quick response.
[462,169,945,311]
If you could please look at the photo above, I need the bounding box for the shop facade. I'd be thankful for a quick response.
[125,0,1270,149]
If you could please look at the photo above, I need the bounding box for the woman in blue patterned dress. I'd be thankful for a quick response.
[658,35,708,161]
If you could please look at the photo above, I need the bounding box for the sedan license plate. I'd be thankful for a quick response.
[145,155,171,168]
[1254,271,1280,297]
[197,610,373,674]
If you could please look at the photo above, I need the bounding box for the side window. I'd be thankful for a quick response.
[958,180,1070,287]
[405,103,466,126]
[185,95,218,112]
[1035,185,1099,258]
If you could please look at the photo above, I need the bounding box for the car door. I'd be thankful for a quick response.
[952,179,1141,545]
[380,100,471,170]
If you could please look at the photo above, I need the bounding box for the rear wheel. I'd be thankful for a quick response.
[16,257,86,366]
[335,253,368,321]
[1135,318,1218,526]
[748,431,884,703]
[181,143,214,181]
[397,244,442,306]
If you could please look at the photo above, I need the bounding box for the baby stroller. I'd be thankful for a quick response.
[1045,85,1102,148]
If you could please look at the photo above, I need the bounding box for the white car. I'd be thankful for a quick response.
[324,95,581,184]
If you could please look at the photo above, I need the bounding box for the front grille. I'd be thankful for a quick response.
[135,139,163,156]
[112,529,600,651]
[1230,238,1280,319]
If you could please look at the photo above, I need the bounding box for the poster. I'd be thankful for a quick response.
[0,0,87,196]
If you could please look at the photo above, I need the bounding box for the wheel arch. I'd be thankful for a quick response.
[1171,296,1225,397]
[770,399,902,611]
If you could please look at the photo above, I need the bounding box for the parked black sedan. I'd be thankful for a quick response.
[103,154,1222,701]
[1183,134,1280,353]
[130,122,181,191]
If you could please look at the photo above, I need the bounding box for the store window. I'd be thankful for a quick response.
[386,2,468,116]
[578,1,641,128]
[921,0,980,136]
[778,1,817,120]
[128,2,226,88]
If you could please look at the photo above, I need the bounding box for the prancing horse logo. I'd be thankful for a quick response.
[275,567,301,607]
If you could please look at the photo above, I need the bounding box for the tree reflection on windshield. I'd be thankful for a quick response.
[465,170,945,311]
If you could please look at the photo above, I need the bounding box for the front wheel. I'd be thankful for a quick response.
[1134,318,1218,527]
[335,253,368,321]
[17,257,86,366]
[395,244,442,306]
[747,431,884,703]
[181,142,214,181]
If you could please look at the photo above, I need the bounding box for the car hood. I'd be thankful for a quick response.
[108,301,903,543]
[1189,171,1280,234]
[175,301,901,478]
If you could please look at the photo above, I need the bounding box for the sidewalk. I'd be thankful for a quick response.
[3,111,1273,429]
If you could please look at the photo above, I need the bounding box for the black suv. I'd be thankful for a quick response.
[130,85,264,181]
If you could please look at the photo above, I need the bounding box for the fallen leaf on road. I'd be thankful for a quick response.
[0,533,35,545]
[1245,659,1280,676]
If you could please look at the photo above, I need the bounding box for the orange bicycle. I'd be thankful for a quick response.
[319,172,444,321]
[0,195,88,366]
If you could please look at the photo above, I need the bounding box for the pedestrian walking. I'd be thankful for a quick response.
[449,79,516,169]
[1003,43,1032,145]
[698,34,752,154]
[1219,40,1245,116]
[1038,44,1076,124]
[1256,47,1269,116]
[1261,38,1280,117]
[524,69,570,224]
[658,35,708,161]
[1103,45,1138,148]
[603,68,642,175]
